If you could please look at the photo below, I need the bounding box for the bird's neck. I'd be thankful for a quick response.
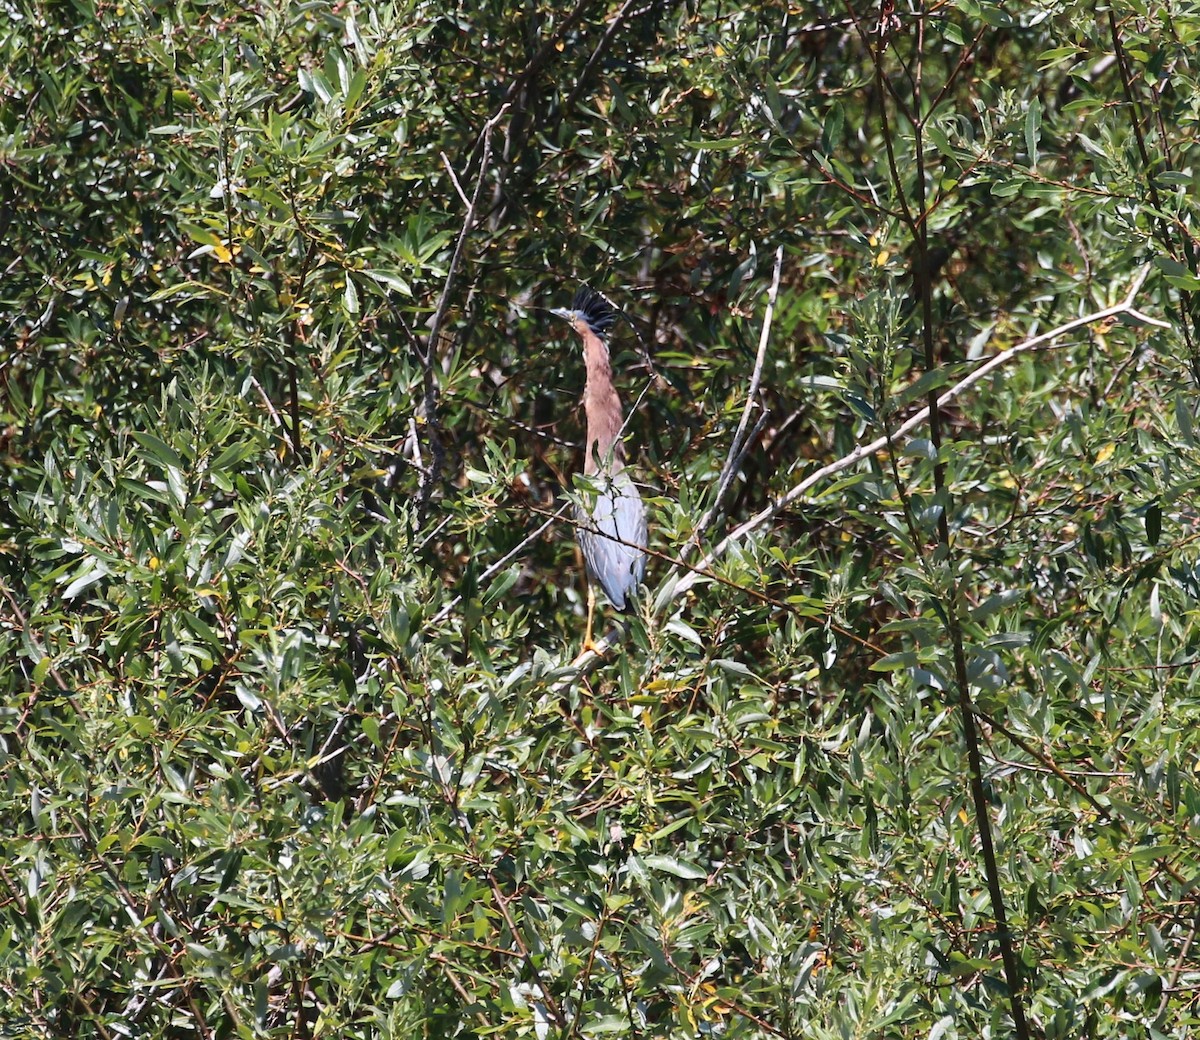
[583,338,625,475]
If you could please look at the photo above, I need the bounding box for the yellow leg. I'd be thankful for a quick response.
[572,584,603,664]
[584,584,597,652]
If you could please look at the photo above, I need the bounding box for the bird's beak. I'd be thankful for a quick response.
[549,307,574,321]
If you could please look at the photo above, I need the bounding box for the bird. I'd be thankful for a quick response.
[550,285,648,650]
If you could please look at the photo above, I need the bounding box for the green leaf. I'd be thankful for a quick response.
[1037,45,1079,67]
[146,281,224,303]
[1024,96,1042,167]
[32,656,52,684]
[1145,501,1161,546]
[642,855,707,880]
[133,431,186,471]
[821,102,844,154]
[63,565,108,600]
[363,269,413,296]
[978,3,1014,27]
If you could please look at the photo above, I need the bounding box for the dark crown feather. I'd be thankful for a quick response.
[572,284,618,337]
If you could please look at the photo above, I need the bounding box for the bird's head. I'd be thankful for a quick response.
[550,285,617,341]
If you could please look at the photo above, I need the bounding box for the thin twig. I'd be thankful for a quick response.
[430,505,569,626]
[407,416,426,473]
[282,197,320,461]
[1159,910,1200,1020]
[1107,8,1199,375]
[418,105,510,518]
[673,268,1167,598]
[440,151,471,208]
[688,246,784,552]
[429,110,509,348]
[900,18,1034,1024]
[722,410,772,501]
[564,0,640,113]
[249,374,285,432]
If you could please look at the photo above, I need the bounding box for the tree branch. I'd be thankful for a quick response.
[430,504,568,626]
[564,0,641,113]
[418,105,510,518]
[673,269,1167,598]
[687,246,784,552]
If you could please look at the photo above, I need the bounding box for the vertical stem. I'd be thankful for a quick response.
[282,200,319,462]
[856,2,1035,1031]
[284,252,313,462]
[1106,7,1199,375]
[909,15,1031,1037]
[418,106,509,519]
[286,353,302,457]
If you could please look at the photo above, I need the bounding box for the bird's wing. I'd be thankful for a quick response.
[577,471,647,609]
[611,472,648,586]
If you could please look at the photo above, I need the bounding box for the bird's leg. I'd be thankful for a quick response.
[571,585,604,667]
[573,580,604,662]
[584,583,597,652]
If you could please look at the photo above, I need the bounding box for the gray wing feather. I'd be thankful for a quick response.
[577,470,647,610]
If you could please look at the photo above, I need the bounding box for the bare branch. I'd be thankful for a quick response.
[430,504,569,626]
[440,151,472,208]
[417,105,511,518]
[427,105,510,367]
[564,0,641,113]
[672,270,1166,598]
[688,245,784,552]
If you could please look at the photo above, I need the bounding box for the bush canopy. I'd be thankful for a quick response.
[4,0,1200,1036]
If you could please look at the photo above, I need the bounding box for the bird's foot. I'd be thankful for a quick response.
[571,636,608,666]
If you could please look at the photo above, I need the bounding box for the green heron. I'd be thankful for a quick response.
[550,286,648,648]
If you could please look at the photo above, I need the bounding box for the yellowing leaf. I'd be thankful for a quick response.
[1095,443,1116,464]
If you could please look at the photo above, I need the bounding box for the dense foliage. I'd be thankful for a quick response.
[4,0,1200,1036]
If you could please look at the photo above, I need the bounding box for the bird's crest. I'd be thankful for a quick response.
[572,284,618,338]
